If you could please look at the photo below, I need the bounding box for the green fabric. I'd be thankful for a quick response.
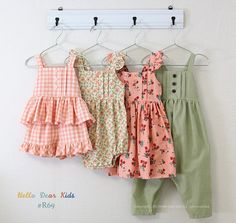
[132,54,212,218]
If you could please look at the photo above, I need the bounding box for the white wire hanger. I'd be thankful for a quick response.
[80,18,115,56]
[160,28,209,66]
[119,18,155,66]
[25,21,69,68]
[73,19,116,68]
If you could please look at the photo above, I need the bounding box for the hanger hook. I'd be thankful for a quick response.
[96,29,103,44]
[129,17,142,44]
[134,31,141,44]
[171,16,176,26]
[133,17,137,26]
[94,17,98,26]
[173,29,181,45]
[169,15,180,45]
[55,25,64,45]
[55,17,60,26]
[130,16,138,29]
[134,29,143,44]
[90,17,99,32]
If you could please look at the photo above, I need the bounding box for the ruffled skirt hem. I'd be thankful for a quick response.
[21,96,95,126]
[20,141,93,160]
[106,167,176,179]
[83,145,128,169]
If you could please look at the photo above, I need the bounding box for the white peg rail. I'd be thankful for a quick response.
[47,9,184,29]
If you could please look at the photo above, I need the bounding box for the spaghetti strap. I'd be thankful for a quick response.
[106,52,125,71]
[147,51,164,72]
[67,50,77,67]
[186,53,196,72]
[36,55,44,67]
[74,54,91,72]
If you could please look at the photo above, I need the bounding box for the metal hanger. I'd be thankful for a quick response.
[118,18,155,67]
[160,29,209,66]
[25,21,68,68]
[120,31,153,54]
[80,18,115,56]
[39,26,65,57]
[75,19,116,68]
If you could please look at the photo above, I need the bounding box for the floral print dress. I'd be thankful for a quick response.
[75,52,128,168]
[107,52,176,179]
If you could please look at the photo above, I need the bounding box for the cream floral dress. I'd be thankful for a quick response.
[75,52,128,168]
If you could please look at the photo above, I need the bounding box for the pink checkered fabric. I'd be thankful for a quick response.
[32,51,81,97]
[20,50,94,159]
[21,123,93,159]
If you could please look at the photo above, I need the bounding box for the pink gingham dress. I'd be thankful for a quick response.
[20,50,95,159]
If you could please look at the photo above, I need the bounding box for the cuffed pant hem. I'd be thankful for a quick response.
[187,209,212,218]
[132,206,157,215]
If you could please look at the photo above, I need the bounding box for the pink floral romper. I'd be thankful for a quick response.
[20,50,94,159]
[107,52,176,179]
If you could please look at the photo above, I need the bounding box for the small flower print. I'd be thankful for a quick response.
[142,79,147,85]
[170,156,176,165]
[144,113,149,122]
[137,72,142,78]
[140,124,146,133]
[133,96,139,102]
[153,143,160,150]
[149,79,154,85]
[144,147,150,158]
[139,140,144,147]
[140,160,148,171]
[137,171,141,177]
[141,89,148,98]
[164,122,170,129]
[125,153,129,159]
[131,157,136,166]
[150,169,154,176]
[148,89,154,95]
[159,168,166,175]
[162,135,169,141]
[127,169,140,178]
[119,159,126,168]
[150,154,156,165]
[132,80,139,86]
[160,149,165,154]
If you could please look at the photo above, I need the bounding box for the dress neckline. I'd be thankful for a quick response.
[156,53,196,74]
[121,51,164,84]
[38,50,75,69]
[77,52,125,73]
[123,51,164,74]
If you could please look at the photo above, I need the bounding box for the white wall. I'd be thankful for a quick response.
[0,0,235,222]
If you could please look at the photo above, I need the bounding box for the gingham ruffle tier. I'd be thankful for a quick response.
[21,96,95,126]
[20,141,93,159]
[20,121,94,159]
